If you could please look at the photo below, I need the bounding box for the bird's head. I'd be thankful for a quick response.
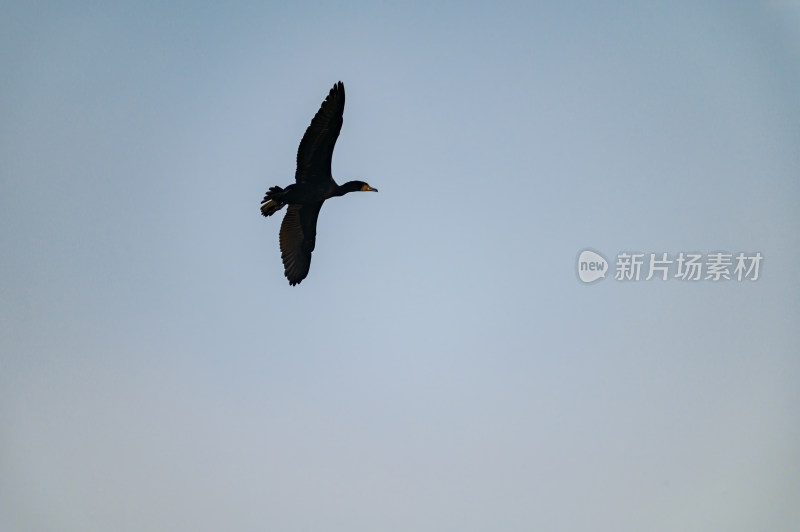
[340,180,378,194]
[357,181,378,192]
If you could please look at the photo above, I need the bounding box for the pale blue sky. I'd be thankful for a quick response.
[2,2,799,531]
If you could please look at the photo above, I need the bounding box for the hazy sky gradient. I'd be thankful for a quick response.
[2,2,799,531]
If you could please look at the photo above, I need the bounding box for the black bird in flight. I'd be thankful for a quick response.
[260,82,378,285]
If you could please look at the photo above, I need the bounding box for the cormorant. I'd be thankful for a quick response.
[260,81,378,285]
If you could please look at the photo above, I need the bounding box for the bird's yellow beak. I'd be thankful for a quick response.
[362,184,378,192]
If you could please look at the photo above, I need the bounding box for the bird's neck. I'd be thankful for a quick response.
[334,181,362,196]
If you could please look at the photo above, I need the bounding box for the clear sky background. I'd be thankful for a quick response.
[2,2,799,531]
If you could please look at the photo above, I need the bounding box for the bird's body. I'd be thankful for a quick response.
[260,82,377,285]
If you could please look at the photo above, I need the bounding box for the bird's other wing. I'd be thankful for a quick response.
[295,81,344,185]
[279,202,324,285]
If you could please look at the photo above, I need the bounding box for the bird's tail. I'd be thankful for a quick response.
[260,186,286,217]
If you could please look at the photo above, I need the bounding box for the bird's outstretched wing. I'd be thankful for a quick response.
[279,202,324,285]
[295,81,344,185]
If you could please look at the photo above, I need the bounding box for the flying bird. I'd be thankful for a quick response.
[260,81,378,285]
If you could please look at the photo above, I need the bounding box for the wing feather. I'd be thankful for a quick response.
[279,202,324,285]
[295,82,344,184]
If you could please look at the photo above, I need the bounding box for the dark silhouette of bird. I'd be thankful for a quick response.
[260,81,378,285]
